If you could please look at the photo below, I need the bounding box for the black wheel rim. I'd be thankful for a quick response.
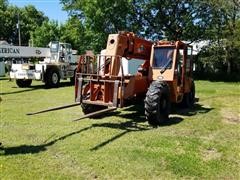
[52,72,58,84]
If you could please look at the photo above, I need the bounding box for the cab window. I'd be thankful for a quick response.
[186,47,192,75]
[50,42,59,53]
[153,47,174,69]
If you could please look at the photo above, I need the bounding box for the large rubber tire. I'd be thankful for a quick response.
[81,86,106,114]
[70,70,76,85]
[81,103,105,115]
[182,81,195,108]
[16,79,32,88]
[45,68,60,88]
[144,81,171,126]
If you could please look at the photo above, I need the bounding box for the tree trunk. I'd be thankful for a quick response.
[227,60,231,74]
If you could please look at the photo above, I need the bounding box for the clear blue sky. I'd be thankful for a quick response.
[8,0,69,23]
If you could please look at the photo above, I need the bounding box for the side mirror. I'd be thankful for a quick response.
[60,52,65,58]
[193,63,196,72]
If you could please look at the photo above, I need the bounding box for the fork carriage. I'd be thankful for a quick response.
[75,54,149,110]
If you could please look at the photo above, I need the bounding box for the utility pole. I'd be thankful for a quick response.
[17,13,21,46]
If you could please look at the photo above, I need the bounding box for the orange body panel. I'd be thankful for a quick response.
[124,75,148,99]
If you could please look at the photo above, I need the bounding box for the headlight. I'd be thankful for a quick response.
[22,64,30,70]
[157,75,164,80]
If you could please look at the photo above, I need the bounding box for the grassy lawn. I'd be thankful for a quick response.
[0,78,240,179]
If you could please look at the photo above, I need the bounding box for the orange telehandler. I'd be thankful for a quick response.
[28,31,195,126]
[74,32,195,125]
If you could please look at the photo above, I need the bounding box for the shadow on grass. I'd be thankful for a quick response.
[90,118,151,151]
[171,103,213,116]
[0,100,213,155]
[89,102,185,151]
[0,117,152,155]
[90,116,183,151]
[97,99,213,120]
[0,77,9,81]
[85,99,213,151]
[0,126,92,156]
[0,81,74,95]
[0,117,151,155]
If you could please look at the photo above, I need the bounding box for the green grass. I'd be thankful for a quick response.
[0,78,240,179]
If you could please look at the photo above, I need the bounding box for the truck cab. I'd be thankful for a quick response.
[46,41,72,63]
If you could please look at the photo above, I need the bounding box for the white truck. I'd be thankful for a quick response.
[0,41,79,88]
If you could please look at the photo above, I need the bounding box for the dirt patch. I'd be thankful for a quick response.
[221,109,240,124]
[202,147,222,161]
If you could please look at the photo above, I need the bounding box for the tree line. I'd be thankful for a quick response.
[1,0,240,78]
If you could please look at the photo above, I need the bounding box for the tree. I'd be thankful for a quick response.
[197,0,240,75]
[60,17,86,54]
[0,0,7,11]
[222,0,240,74]
[30,21,60,47]
[19,5,48,45]
[0,2,47,45]
[61,0,143,52]
[60,0,217,49]
[0,0,8,40]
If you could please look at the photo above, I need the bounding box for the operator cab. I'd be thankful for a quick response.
[48,41,72,63]
[150,41,194,103]
[150,41,193,82]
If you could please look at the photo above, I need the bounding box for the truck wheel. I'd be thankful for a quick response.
[16,79,32,88]
[144,81,171,126]
[70,70,76,85]
[45,69,60,88]
[182,81,195,108]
